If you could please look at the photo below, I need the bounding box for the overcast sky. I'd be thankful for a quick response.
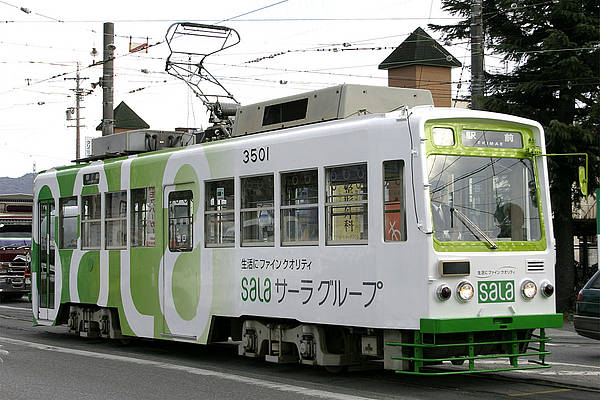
[0,0,470,178]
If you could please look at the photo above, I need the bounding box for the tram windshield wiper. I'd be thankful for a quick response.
[451,207,498,249]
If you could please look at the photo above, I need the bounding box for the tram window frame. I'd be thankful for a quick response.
[241,174,274,247]
[205,179,235,248]
[168,190,194,252]
[281,169,318,246]
[131,187,156,248]
[383,160,407,242]
[325,163,368,245]
[81,193,101,250]
[105,191,127,250]
[59,196,78,249]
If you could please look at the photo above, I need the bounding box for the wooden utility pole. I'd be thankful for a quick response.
[470,0,484,110]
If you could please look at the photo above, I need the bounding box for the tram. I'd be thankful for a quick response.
[32,84,562,375]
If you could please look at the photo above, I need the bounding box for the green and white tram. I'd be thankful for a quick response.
[32,84,562,375]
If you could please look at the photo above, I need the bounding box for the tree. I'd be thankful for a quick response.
[430,0,599,312]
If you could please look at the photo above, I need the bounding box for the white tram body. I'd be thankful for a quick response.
[32,85,561,374]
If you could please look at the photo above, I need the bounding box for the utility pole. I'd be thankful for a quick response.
[102,22,115,136]
[65,63,88,162]
[470,0,484,110]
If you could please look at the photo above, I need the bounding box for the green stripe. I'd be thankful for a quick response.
[420,314,563,333]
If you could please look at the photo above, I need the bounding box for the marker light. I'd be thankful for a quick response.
[521,280,537,299]
[456,281,474,302]
[432,127,455,146]
[436,284,452,301]
[541,281,554,298]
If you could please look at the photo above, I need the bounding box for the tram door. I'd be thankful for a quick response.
[161,184,199,339]
[38,200,55,320]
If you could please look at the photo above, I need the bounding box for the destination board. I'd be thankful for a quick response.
[462,129,523,149]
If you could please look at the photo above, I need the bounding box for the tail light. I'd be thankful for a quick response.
[540,281,554,298]
[436,284,452,301]
[576,291,583,302]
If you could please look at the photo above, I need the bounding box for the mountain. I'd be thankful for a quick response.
[0,173,34,195]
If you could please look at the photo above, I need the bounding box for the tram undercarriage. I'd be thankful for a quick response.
[62,303,559,375]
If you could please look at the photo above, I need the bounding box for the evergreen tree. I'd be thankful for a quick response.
[430,0,599,311]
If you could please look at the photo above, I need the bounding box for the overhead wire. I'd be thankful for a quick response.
[2,16,466,24]
[1,1,299,104]
[0,0,63,22]
[0,0,154,44]
[215,0,290,24]
[2,38,596,99]
[2,0,595,102]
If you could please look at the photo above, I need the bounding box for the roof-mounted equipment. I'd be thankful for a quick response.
[165,23,241,140]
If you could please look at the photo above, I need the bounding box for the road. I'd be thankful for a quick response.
[0,297,598,400]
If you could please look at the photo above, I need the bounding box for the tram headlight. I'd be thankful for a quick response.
[521,280,537,300]
[456,281,474,302]
[436,284,452,301]
[540,281,554,298]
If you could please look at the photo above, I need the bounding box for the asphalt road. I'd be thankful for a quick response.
[0,297,598,400]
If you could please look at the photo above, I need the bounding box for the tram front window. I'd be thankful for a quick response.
[427,156,541,243]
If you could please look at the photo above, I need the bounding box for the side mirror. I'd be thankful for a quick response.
[579,166,588,196]
[536,153,589,196]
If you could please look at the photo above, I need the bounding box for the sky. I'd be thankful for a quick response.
[0,0,472,178]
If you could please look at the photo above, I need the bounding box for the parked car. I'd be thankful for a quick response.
[574,269,600,340]
[0,245,31,301]
[0,194,32,301]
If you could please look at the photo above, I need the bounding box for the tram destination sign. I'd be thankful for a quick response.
[83,172,99,186]
[462,129,523,149]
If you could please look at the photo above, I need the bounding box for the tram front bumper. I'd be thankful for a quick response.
[386,314,563,375]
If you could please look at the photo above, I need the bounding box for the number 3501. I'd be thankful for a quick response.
[242,147,270,164]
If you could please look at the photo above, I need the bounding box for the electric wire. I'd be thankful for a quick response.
[215,0,290,24]
[2,17,466,24]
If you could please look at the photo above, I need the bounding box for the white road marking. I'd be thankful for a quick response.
[0,305,31,311]
[0,336,375,400]
[548,361,600,369]
[515,370,600,376]
[474,358,600,377]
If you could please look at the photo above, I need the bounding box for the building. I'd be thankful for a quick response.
[378,27,462,107]
[95,101,150,134]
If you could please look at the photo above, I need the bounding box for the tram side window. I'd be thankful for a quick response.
[81,194,101,249]
[383,160,407,242]
[168,190,193,252]
[325,164,368,244]
[281,170,318,246]
[131,187,156,247]
[105,191,127,249]
[241,175,274,246]
[59,197,78,249]
[205,179,234,247]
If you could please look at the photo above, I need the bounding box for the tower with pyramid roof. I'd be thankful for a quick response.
[378,27,461,107]
[96,101,150,133]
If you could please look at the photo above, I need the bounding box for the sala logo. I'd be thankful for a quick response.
[241,277,271,303]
